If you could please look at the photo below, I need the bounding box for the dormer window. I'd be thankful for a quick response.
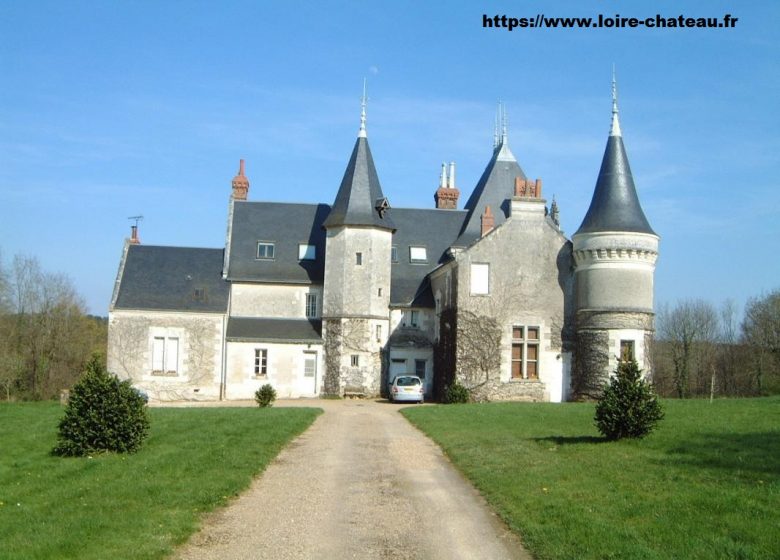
[257,242,275,260]
[409,246,427,263]
[298,244,316,261]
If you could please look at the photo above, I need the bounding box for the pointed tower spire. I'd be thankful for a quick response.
[358,78,368,138]
[323,85,394,230]
[575,75,654,235]
[610,65,622,137]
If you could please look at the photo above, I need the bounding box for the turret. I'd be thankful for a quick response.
[572,72,659,398]
[321,83,394,397]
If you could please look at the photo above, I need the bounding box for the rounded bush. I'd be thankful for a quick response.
[443,381,470,404]
[53,356,150,456]
[255,384,277,408]
[595,360,664,440]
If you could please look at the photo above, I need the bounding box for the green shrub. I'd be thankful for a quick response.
[255,384,277,407]
[595,360,664,440]
[53,356,150,456]
[443,381,470,404]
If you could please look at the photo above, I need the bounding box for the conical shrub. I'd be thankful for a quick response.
[595,360,663,440]
[53,356,150,456]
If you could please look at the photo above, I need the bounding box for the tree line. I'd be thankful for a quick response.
[653,290,780,398]
[0,251,107,401]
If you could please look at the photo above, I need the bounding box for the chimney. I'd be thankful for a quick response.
[231,159,250,200]
[434,161,460,209]
[481,205,495,236]
[130,225,140,244]
[514,177,542,198]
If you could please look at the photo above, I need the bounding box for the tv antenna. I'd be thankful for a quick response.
[128,215,144,227]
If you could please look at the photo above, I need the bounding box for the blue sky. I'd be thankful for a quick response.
[1,0,778,315]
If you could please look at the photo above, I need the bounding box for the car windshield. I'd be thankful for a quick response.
[396,377,420,387]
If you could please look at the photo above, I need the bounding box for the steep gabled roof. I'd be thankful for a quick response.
[114,245,229,312]
[322,136,396,231]
[455,138,527,246]
[225,202,329,283]
[389,208,467,306]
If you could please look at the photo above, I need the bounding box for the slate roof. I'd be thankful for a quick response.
[389,208,467,306]
[225,202,330,283]
[226,317,322,343]
[455,139,527,246]
[322,137,396,231]
[575,135,655,236]
[114,245,229,312]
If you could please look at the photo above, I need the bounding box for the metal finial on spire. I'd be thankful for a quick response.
[501,103,508,143]
[610,65,622,137]
[493,106,499,149]
[358,78,367,138]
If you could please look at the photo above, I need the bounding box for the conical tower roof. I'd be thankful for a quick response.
[323,88,395,231]
[575,77,655,236]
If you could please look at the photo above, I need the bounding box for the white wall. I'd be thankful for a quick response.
[108,309,225,401]
[225,341,324,399]
[230,283,323,318]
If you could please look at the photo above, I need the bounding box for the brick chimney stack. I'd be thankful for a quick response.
[130,225,140,244]
[434,161,460,209]
[231,159,250,200]
[481,205,495,236]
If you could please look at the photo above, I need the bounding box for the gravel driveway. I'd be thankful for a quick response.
[174,399,530,560]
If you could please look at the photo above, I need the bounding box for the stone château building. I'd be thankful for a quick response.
[108,80,658,402]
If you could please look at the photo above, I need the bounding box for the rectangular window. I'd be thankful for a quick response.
[351,354,360,367]
[303,352,316,378]
[254,348,268,376]
[620,340,635,363]
[152,336,179,376]
[415,359,426,379]
[152,337,165,372]
[257,242,275,259]
[410,310,419,328]
[409,246,427,263]
[298,244,316,260]
[356,252,363,265]
[376,324,382,342]
[471,263,489,295]
[165,337,179,374]
[305,293,318,318]
[511,326,540,380]
[391,246,398,263]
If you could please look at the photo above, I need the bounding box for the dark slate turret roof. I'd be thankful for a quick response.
[114,245,229,312]
[575,133,655,236]
[225,201,329,283]
[455,140,526,246]
[322,137,396,231]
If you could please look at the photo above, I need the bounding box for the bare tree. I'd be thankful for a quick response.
[455,310,502,390]
[0,252,104,400]
[657,299,719,398]
[742,289,780,394]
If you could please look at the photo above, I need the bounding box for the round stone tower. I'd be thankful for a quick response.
[572,75,659,398]
[321,87,394,397]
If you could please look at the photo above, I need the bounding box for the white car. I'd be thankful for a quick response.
[388,375,424,404]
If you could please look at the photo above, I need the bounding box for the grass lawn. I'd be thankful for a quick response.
[0,402,321,559]
[402,397,780,560]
